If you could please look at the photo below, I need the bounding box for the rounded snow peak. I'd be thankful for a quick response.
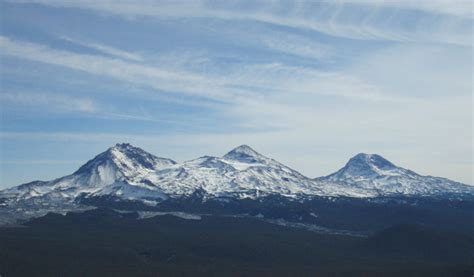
[344,153,396,173]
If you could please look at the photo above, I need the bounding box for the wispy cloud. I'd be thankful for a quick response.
[0,90,203,125]
[1,35,413,105]
[0,91,98,113]
[12,0,472,45]
[61,36,144,62]
[340,0,473,18]
[213,26,333,60]
[0,36,241,101]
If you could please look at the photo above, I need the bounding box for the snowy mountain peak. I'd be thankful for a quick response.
[226,144,260,155]
[324,153,404,180]
[1,144,472,214]
[74,143,176,177]
[223,145,266,163]
[317,153,474,197]
[110,142,136,152]
[346,153,396,171]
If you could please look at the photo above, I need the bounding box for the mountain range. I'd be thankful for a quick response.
[0,143,473,225]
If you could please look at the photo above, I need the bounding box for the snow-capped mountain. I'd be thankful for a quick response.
[1,144,473,211]
[316,153,473,197]
[142,144,323,199]
[0,143,176,205]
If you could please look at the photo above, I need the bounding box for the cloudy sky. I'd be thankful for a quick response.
[0,0,472,188]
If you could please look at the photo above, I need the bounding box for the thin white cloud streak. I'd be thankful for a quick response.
[159,47,413,103]
[0,90,207,125]
[349,43,473,98]
[219,27,333,60]
[1,36,413,105]
[226,44,472,131]
[335,0,473,18]
[61,36,144,62]
[96,112,209,127]
[260,36,330,60]
[1,35,469,126]
[0,36,244,102]
[0,91,98,113]
[12,0,473,45]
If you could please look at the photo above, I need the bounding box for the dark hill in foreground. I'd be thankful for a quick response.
[0,209,472,277]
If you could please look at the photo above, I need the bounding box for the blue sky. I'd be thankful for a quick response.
[0,0,472,188]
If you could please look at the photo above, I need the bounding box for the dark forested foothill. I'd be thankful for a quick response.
[0,208,472,277]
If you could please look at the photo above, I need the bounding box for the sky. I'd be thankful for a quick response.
[0,0,472,188]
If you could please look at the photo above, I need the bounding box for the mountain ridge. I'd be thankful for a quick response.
[1,143,472,213]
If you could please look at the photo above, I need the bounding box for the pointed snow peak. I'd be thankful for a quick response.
[225,145,260,157]
[74,143,175,175]
[109,143,176,169]
[223,145,266,163]
[229,145,259,155]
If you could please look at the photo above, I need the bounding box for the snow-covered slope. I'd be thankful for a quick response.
[316,153,473,197]
[144,145,323,199]
[0,143,176,205]
[1,145,472,211]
